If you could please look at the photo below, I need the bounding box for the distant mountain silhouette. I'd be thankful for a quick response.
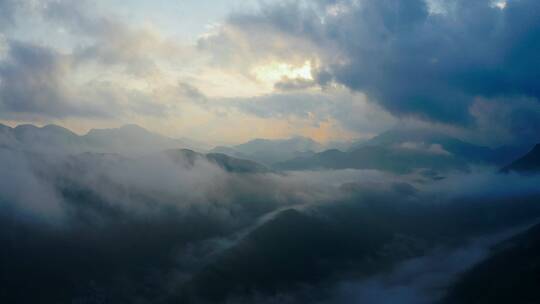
[83,124,191,155]
[1,123,533,174]
[501,144,540,174]
[356,127,529,165]
[0,123,273,173]
[276,145,468,174]
[211,136,322,165]
[276,128,530,173]
[0,123,208,156]
[164,149,269,173]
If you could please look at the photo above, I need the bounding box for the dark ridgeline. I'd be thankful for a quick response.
[276,128,532,174]
[501,144,540,174]
[443,223,540,304]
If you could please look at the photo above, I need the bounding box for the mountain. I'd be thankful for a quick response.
[210,146,251,161]
[177,195,540,303]
[163,149,269,174]
[177,137,213,152]
[276,128,531,173]
[5,124,83,153]
[83,124,191,156]
[210,136,323,165]
[206,153,270,173]
[0,123,270,173]
[443,222,540,304]
[0,123,207,156]
[501,144,540,174]
[356,127,529,165]
[325,138,365,151]
[276,145,469,174]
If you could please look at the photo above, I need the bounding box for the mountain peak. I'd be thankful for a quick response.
[41,124,78,136]
[14,124,40,131]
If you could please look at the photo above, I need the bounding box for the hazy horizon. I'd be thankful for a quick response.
[1,0,539,147]
[0,120,361,146]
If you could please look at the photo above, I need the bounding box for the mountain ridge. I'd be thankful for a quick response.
[0,123,209,156]
[276,128,531,173]
[210,135,323,165]
[501,143,540,173]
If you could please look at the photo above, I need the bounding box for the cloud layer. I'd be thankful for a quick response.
[203,0,540,144]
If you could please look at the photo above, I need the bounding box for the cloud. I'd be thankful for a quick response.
[399,142,452,156]
[0,40,171,120]
[274,77,317,91]
[204,0,540,143]
[206,87,396,137]
[44,0,190,76]
[0,0,391,142]
[0,40,68,117]
[178,82,207,103]
[0,0,196,122]
[0,40,115,119]
[2,0,540,144]
[469,96,540,146]
[176,167,540,303]
[0,148,63,222]
[2,145,365,302]
[0,0,19,27]
[2,135,540,303]
[197,3,322,72]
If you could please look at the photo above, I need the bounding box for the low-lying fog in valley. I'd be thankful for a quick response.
[1,123,540,303]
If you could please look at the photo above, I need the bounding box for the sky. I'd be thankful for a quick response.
[0,0,539,145]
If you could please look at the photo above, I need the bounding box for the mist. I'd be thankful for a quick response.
[1,129,540,303]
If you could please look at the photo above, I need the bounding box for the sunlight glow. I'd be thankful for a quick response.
[252,61,313,84]
[492,0,507,9]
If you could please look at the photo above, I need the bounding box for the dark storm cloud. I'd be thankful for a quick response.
[211,0,540,141]
[322,0,540,123]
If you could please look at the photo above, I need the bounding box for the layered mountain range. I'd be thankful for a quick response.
[0,123,209,156]
[1,123,540,303]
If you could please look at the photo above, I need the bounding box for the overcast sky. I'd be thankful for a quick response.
[0,0,539,145]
